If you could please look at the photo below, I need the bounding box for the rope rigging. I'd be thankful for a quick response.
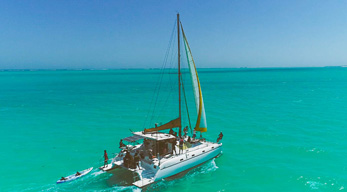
[143,19,177,129]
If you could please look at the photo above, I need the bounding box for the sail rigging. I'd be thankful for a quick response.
[177,14,182,137]
[143,16,207,133]
[181,24,207,132]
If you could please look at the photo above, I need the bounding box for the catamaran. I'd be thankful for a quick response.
[100,14,223,188]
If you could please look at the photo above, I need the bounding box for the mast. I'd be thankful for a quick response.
[177,13,182,137]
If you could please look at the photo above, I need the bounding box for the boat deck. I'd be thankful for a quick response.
[133,177,155,188]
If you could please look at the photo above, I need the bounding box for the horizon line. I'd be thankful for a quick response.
[0,65,346,72]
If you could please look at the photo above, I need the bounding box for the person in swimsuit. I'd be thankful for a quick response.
[104,150,109,168]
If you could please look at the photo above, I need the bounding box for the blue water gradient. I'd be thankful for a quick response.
[0,68,346,191]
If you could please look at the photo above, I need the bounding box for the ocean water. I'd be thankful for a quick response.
[0,67,346,191]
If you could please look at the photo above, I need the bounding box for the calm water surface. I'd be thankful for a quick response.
[0,68,346,191]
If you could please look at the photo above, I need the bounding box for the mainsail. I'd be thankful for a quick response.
[144,118,181,133]
[181,24,207,132]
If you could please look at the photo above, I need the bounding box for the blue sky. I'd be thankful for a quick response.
[0,0,347,69]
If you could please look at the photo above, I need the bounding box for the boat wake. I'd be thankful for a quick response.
[103,186,142,192]
[92,170,105,176]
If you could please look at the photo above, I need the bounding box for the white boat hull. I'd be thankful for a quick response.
[155,143,222,181]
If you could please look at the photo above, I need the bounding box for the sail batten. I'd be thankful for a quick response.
[181,24,207,132]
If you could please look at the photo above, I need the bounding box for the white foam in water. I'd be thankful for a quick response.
[306,181,322,190]
[198,159,219,174]
[92,170,105,176]
[111,186,141,192]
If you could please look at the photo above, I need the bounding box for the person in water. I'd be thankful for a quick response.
[217,132,224,142]
[119,139,126,148]
[75,171,81,176]
[104,150,108,168]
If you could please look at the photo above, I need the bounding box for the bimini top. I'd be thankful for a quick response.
[123,134,145,142]
[133,131,176,141]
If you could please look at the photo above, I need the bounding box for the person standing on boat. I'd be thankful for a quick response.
[192,130,196,140]
[217,132,224,143]
[144,138,149,149]
[171,139,177,155]
[169,128,174,135]
[148,149,154,159]
[119,139,125,148]
[103,150,108,168]
[179,137,184,154]
[183,126,188,137]
[134,152,141,170]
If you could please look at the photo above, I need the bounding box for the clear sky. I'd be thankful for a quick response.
[1,0,347,69]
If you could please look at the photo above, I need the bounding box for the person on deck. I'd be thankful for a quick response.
[183,126,188,136]
[187,136,191,143]
[148,149,154,159]
[217,132,224,143]
[103,150,108,168]
[179,137,184,154]
[169,128,174,135]
[119,139,126,148]
[192,130,196,140]
[134,152,141,170]
[171,139,177,155]
[144,138,149,149]
[123,150,129,167]
[124,150,133,168]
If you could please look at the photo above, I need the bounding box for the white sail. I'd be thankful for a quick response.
[181,26,207,132]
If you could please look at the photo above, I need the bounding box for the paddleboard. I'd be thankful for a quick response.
[56,167,93,184]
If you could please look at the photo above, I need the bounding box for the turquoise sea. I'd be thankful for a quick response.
[0,67,346,191]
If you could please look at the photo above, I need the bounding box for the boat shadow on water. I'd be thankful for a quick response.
[107,168,136,187]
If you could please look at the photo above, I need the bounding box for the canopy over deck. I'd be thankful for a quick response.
[123,134,145,142]
[133,131,176,141]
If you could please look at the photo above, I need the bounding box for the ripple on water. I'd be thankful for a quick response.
[297,175,344,191]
